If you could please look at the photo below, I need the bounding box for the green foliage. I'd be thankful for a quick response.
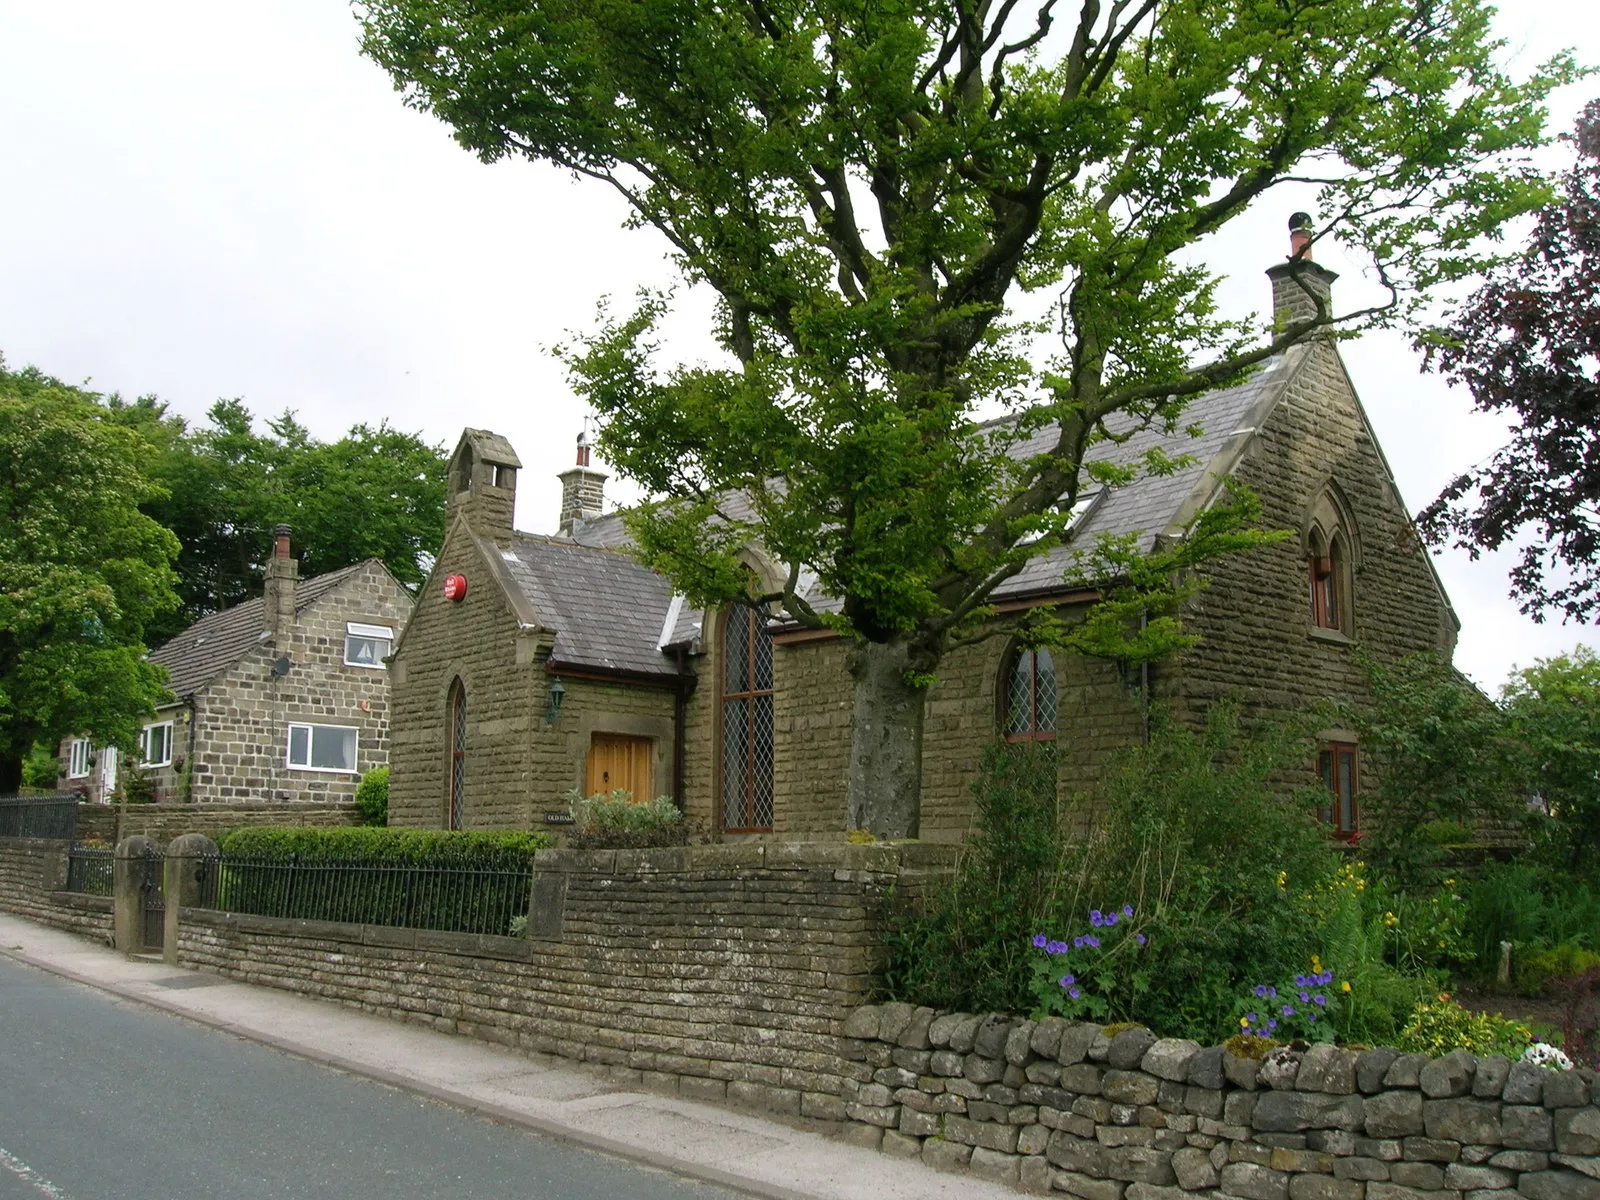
[354,766,390,827]
[118,766,156,805]
[101,396,447,642]
[1348,651,1519,887]
[1501,647,1600,871]
[0,357,180,791]
[361,0,1570,831]
[881,742,1063,1014]
[1461,861,1600,987]
[1395,995,1533,1058]
[217,825,550,865]
[20,743,59,790]
[1517,945,1600,996]
[887,709,1370,1041]
[566,789,688,849]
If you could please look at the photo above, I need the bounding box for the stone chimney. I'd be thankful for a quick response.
[558,432,607,536]
[1265,211,1339,327]
[445,429,522,545]
[263,524,298,637]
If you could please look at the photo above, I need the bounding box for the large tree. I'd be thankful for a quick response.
[104,397,448,641]
[362,0,1569,836]
[1418,100,1600,623]
[0,360,180,792]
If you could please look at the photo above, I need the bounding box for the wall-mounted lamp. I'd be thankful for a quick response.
[545,677,567,725]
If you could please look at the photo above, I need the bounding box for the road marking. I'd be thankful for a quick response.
[0,1148,73,1199]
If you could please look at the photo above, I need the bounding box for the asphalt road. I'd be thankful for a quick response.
[0,958,741,1200]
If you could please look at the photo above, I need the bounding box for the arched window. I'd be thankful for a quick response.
[1305,486,1358,635]
[720,604,774,832]
[1003,647,1058,743]
[447,678,466,830]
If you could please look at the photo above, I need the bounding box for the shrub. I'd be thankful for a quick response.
[1502,648,1600,871]
[354,766,389,826]
[21,742,59,789]
[1518,945,1600,995]
[1394,995,1532,1058]
[118,766,156,804]
[886,707,1354,1041]
[566,789,688,849]
[1462,861,1600,986]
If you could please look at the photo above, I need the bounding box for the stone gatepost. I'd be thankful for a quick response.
[163,834,218,966]
[112,835,161,954]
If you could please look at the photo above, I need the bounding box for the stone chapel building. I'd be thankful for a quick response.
[386,246,1458,843]
[59,529,414,806]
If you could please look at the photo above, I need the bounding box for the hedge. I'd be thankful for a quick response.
[209,826,552,936]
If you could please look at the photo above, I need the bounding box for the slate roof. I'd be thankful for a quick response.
[496,535,678,677]
[149,562,369,698]
[483,350,1303,675]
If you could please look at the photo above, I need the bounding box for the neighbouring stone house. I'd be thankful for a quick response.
[59,529,414,806]
[387,237,1458,843]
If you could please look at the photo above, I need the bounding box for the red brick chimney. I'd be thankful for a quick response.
[1266,212,1338,327]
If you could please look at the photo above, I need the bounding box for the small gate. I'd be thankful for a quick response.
[139,853,165,951]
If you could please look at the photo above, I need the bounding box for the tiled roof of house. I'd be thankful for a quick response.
[489,351,1302,674]
[149,562,369,698]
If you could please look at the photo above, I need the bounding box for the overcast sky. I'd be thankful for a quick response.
[1,2,1595,693]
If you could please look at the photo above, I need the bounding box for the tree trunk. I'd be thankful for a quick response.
[846,638,928,839]
[0,754,23,795]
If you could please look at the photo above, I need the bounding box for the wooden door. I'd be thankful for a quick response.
[586,733,652,800]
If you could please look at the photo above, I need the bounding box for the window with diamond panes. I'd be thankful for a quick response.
[1003,647,1058,743]
[448,679,466,831]
[721,604,775,832]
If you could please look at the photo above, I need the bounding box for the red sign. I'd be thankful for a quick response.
[442,574,468,602]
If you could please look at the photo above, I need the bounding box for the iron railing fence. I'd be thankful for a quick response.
[65,845,115,896]
[196,854,534,938]
[0,795,79,841]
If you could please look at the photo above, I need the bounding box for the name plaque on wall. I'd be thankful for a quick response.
[542,812,576,826]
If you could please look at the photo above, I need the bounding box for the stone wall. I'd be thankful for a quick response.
[173,842,957,1114]
[835,1005,1600,1200]
[75,803,359,847]
[0,837,113,942]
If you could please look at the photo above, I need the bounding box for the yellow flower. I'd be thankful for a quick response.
[1241,1017,1250,1028]
[1311,955,1323,973]
[1341,981,1352,993]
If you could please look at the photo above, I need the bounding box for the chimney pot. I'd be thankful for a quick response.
[1289,211,1314,261]
[273,524,293,558]
[576,431,591,468]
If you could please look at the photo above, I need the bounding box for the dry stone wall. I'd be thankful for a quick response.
[838,1005,1600,1200]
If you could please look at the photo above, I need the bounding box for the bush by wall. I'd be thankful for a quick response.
[566,789,688,850]
[353,766,389,826]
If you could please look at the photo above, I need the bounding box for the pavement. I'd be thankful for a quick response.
[0,913,1018,1200]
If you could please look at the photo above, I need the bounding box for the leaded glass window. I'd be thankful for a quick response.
[448,680,466,830]
[1003,647,1058,743]
[720,605,774,831]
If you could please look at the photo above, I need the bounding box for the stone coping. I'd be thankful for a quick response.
[46,892,112,913]
[527,840,961,874]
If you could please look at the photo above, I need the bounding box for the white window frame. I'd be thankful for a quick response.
[343,622,395,669]
[68,738,92,779]
[139,721,174,768]
[285,722,360,774]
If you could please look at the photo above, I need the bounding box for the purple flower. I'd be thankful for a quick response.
[1090,910,1104,927]
[1294,975,1308,987]
[1033,933,1048,949]
[1069,987,1081,1000]
[1106,912,1119,927]
[1282,1005,1295,1017]
[1267,1019,1278,1031]
[1135,933,1147,946]
[1122,904,1134,918]
[1299,991,1311,1004]
[1062,974,1076,986]
[1254,984,1270,998]
[1084,935,1101,949]
[1073,936,1085,949]
[1319,971,1334,986]
[1268,986,1277,999]
[1306,1012,1319,1022]
[1313,994,1327,1007]
[1246,1012,1258,1023]
[1047,940,1069,955]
